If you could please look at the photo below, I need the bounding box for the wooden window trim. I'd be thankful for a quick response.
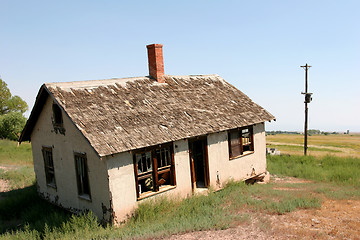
[228,126,255,160]
[133,143,176,200]
[74,152,91,201]
[42,146,56,189]
[52,103,65,135]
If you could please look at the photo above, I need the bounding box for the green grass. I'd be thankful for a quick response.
[266,134,360,157]
[0,167,35,190]
[0,185,72,234]
[0,139,32,166]
[268,155,360,186]
[1,139,359,239]
[0,139,34,190]
[0,180,322,239]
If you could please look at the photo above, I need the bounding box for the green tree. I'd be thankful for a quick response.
[0,112,27,140]
[0,79,28,114]
[0,78,28,140]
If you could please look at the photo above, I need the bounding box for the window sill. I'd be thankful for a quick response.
[78,194,92,202]
[137,185,176,201]
[229,151,254,160]
[47,183,57,189]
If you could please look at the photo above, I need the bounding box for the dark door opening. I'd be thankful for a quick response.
[189,137,209,189]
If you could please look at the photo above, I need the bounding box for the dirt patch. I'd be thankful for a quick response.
[166,176,360,240]
[0,179,10,201]
[0,178,10,192]
[166,217,273,240]
[0,166,11,200]
[269,199,360,239]
[272,187,304,191]
[267,141,359,158]
[166,199,360,240]
[271,175,312,184]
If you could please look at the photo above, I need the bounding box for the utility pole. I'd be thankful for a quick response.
[301,64,312,156]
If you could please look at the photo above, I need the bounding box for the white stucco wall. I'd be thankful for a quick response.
[30,96,111,221]
[108,124,267,221]
[207,123,266,189]
[107,139,193,223]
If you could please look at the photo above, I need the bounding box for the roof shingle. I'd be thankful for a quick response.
[24,74,275,157]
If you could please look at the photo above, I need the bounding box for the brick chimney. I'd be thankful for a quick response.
[146,44,165,83]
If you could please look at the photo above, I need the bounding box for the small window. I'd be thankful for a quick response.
[74,152,91,199]
[52,103,63,126]
[42,147,56,188]
[228,126,254,159]
[52,103,65,135]
[133,144,176,199]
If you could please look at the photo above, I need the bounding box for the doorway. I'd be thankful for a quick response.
[189,137,209,190]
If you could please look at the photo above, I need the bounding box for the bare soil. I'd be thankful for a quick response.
[166,177,360,240]
[0,166,11,200]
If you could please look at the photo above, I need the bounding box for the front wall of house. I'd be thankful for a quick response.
[207,123,266,188]
[106,151,136,221]
[108,124,266,221]
[30,96,111,221]
[107,139,193,223]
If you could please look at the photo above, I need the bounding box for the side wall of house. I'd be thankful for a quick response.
[30,96,111,221]
[207,123,266,189]
[107,139,193,223]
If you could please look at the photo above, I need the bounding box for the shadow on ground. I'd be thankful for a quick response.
[0,184,72,234]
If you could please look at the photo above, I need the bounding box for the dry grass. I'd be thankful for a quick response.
[266,134,360,157]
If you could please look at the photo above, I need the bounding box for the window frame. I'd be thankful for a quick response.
[42,146,56,188]
[52,102,65,134]
[133,143,176,200]
[74,152,91,200]
[228,126,254,159]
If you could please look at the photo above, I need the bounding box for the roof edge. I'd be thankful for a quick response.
[18,84,48,143]
[18,85,102,159]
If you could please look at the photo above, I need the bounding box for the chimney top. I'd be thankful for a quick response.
[147,44,165,83]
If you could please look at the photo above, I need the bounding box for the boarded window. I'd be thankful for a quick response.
[42,146,56,188]
[133,144,176,199]
[228,126,254,159]
[74,152,91,199]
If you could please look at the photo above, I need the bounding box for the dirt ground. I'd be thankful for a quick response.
[0,166,10,193]
[167,177,360,240]
[166,199,360,240]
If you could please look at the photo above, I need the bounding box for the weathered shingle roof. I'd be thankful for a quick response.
[21,74,275,157]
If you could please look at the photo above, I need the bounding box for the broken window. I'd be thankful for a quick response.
[74,152,91,199]
[52,103,65,134]
[42,146,56,188]
[133,144,176,199]
[228,126,254,159]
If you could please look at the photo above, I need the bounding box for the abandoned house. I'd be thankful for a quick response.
[19,44,275,223]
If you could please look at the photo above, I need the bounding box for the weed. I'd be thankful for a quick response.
[0,185,72,234]
[0,166,35,190]
[0,140,32,166]
[268,155,360,186]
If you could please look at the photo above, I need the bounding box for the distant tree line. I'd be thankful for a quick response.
[266,129,346,136]
[0,78,28,141]
[266,131,300,135]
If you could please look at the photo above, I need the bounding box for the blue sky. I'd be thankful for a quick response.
[1,1,359,132]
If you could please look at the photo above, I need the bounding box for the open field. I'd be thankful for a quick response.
[0,140,34,192]
[1,139,360,239]
[266,134,360,157]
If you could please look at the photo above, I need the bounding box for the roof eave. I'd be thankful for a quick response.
[18,85,49,143]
